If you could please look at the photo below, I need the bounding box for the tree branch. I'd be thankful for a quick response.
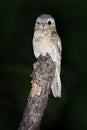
[18,54,55,130]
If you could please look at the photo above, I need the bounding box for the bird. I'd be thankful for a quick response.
[32,14,62,97]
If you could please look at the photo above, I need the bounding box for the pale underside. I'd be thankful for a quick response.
[33,28,62,97]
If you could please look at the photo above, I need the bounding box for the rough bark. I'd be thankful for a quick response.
[18,54,55,130]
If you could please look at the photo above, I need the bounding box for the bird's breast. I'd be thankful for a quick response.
[33,30,52,57]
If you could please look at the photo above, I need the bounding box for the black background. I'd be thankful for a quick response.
[0,0,87,130]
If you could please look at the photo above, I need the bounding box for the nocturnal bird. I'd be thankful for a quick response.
[33,14,62,97]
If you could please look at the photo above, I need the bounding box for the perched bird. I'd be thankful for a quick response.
[33,14,62,97]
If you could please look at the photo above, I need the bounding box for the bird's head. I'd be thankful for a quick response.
[35,14,56,30]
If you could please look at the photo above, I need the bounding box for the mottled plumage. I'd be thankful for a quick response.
[33,14,62,97]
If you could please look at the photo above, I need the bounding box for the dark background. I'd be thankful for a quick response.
[0,0,87,130]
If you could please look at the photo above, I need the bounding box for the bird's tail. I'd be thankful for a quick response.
[51,67,61,97]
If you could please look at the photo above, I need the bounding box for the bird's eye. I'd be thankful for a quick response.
[37,21,40,24]
[48,20,51,25]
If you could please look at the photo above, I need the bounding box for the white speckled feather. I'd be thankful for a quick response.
[33,14,62,97]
